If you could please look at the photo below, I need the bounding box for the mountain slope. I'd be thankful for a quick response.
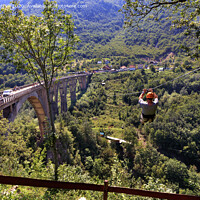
[0,0,189,61]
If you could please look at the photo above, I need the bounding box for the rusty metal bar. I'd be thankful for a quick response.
[108,186,200,200]
[0,175,104,192]
[103,180,108,200]
[0,175,200,200]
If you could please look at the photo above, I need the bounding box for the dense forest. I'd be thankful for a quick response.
[0,0,190,60]
[0,0,200,199]
[1,66,200,199]
[0,0,193,91]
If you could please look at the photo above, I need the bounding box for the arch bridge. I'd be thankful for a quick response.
[0,74,92,135]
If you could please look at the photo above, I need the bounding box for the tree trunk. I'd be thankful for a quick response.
[45,86,59,181]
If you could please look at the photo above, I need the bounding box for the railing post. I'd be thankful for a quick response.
[104,180,108,200]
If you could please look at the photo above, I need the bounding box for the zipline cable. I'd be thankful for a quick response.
[151,66,200,90]
[78,66,200,104]
[104,66,200,97]
[77,66,200,107]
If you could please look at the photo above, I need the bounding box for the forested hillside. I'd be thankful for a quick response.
[0,0,189,60]
[0,0,191,90]
[0,0,200,199]
[1,67,200,199]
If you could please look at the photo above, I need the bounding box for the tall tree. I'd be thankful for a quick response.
[0,0,79,180]
[120,0,200,58]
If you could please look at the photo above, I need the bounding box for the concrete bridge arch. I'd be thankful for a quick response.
[9,90,49,135]
[0,74,92,136]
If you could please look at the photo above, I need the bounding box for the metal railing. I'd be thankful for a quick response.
[0,83,42,108]
[0,73,90,108]
[0,175,199,200]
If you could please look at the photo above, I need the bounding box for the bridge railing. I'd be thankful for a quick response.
[0,73,90,108]
[0,73,91,107]
[0,83,42,108]
[0,175,199,200]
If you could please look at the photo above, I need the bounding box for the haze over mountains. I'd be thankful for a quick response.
[0,0,187,61]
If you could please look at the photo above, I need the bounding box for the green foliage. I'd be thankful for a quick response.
[1,63,200,198]
[142,177,173,194]
[10,0,191,62]
[0,0,80,181]
[163,159,189,187]
[0,0,79,86]
[120,0,200,58]
[0,0,200,199]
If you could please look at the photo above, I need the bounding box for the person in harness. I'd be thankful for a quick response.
[139,88,158,124]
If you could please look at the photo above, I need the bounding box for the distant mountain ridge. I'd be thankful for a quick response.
[0,0,188,61]
[1,0,123,22]
[0,0,124,6]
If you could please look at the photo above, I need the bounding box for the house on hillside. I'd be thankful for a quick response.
[119,66,128,71]
[159,67,164,71]
[111,68,117,73]
[105,60,110,65]
[129,65,136,71]
[137,64,144,69]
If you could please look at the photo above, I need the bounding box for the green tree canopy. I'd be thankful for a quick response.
[0,0,79,181]
[120,0,200,58]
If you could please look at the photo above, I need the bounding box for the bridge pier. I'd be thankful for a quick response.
[68,78,77,106]
[28,96,47,135]
[0,74,92,136]
[78,76,87,91]
[2,89,49,136]
[50,83,59,119]
[34,89,49,135]
[59,80,68,113]
[3,104,15,120]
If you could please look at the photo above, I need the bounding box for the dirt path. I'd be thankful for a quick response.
[137,129,147,147]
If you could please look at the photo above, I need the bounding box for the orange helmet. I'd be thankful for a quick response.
[146,92,154,99]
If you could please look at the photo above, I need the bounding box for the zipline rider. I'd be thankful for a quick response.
[139,89,158,124]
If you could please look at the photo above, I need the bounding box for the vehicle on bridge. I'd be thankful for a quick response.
[3,89,13,97]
